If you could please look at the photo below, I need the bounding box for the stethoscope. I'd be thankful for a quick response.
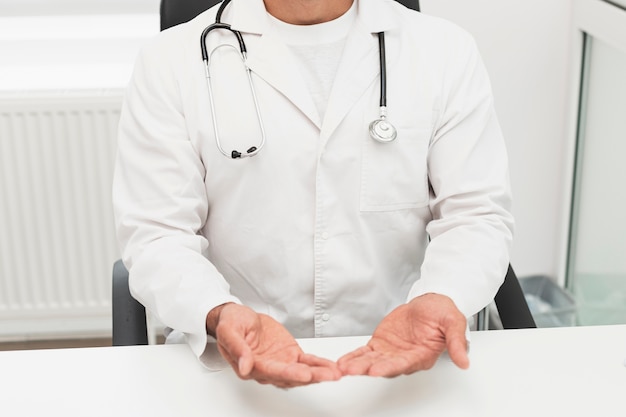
[201,0,397,159]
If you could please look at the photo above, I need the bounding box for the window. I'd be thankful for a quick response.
[567,0,626,325]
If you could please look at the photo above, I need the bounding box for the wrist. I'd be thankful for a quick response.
[205,302,233,338]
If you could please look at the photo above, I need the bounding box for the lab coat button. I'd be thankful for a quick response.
[321,313,330,322]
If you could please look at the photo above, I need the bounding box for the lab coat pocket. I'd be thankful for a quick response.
[360,127,431,212]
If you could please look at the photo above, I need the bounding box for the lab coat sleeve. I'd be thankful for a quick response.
[406,32,514,317]
[113,37,241,359]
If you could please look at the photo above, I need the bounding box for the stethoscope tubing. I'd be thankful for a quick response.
[201,0,397,158]
[200,23,246,61]
[204,42,266,159]
[201,0,265,158]
[377,32,387,108]
[369,31,397,143]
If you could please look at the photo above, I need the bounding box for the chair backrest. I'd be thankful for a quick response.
[494,265,536,329]
[160,0,421,31]
[160,0,220,31]
[112,260,148,345]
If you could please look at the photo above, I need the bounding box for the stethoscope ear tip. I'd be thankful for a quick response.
[230,146,259,159]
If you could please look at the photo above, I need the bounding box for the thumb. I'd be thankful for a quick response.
[217,307,258,377]
[219,329,255,376]
[237,348,254,376]
[443,319,470,369]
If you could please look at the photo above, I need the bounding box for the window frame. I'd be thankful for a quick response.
[561,0,626,286]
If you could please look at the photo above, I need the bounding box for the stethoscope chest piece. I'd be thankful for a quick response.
[369,117,397,143]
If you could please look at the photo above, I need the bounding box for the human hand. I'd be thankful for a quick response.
[337,293,469,377]
[208,303,342,388]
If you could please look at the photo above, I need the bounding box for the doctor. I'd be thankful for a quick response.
[114,0,513,388]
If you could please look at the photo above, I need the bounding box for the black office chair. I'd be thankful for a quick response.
[112,259,148,345]
[112,0,534,346]
[160,0,216,31]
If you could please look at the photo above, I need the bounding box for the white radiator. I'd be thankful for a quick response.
[0,91,123,341]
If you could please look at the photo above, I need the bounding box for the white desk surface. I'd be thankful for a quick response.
[1,325,625,417]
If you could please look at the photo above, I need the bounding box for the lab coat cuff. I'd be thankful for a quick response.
[187,297,243,371]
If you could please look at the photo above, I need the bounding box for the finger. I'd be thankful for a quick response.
[252,359,314,385]
[338,352,381,376]
[367,354,413,377]
[367,349,439,377]
[216,343,239,370]
[216,327,255,377]
[337,346,372,371]
[299,353,338,367]
[446,333,469,369]
[217,342,255,379]
[443,320,470,370]
[298,354,342,381]
[309,366,342,382]
[238,354,255,376]
[248,353,340,385]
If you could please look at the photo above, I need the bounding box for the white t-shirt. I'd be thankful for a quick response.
[267,2,356,121]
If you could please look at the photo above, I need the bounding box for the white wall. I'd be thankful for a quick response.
[0,11,159,340]
[4,0,577,281]
[0,0,578,339]
[0,0,159,16]
[0,15,158,91]
[422,0,574,280]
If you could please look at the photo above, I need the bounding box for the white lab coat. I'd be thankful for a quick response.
[113,0,514,359]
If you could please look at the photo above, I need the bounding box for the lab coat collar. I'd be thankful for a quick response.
[227,0,269,34]
[222,0,399,131]
[357,0,399,33]
[228,0,398,35]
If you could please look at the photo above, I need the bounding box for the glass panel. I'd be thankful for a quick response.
[568,35,626,325]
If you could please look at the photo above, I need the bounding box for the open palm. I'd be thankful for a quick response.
[215,304,341,388]
[338,293,469,377]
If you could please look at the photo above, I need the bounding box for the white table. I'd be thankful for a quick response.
[1,325,625,417]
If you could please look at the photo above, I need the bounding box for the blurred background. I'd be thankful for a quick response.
[1,0,625,349]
